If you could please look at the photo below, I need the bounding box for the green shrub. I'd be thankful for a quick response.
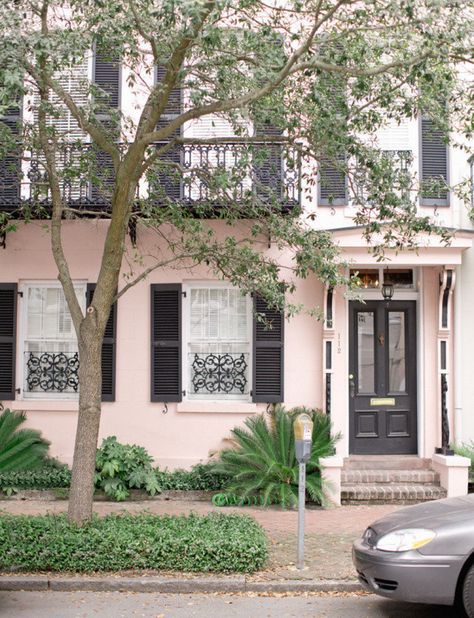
[95,436,161,501]
[0,459,71,493]
[453,441,474,482]
[156,462,231,491]
[0,513,267,573]
[213,405,340,508]
[0,408,50,472]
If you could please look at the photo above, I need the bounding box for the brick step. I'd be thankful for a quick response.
[341,469,439,484]
[344,456,431,470]
[341,483,447,505]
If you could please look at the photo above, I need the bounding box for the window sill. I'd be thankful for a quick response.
[177,401,259,414]
[10,400,79,412]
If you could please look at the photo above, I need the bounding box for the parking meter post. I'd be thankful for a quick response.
[297,461,306,570]
[293,413,314,571]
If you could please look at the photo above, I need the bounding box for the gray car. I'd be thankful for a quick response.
[353,494,474,617]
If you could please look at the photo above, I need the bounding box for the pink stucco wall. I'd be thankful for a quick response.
[0,220,464,467]
[1,220,324,468]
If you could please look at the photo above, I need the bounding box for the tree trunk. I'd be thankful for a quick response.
[68,317,103,525]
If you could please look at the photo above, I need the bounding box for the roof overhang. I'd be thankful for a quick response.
[329,226,473,266]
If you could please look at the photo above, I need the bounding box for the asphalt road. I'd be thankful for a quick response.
[0,591,462,617]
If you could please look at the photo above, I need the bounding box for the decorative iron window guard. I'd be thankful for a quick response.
[0,140,301,213]
[190,352,248,395]
[25,351,79,393]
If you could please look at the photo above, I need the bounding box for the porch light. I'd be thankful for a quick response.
[381,270,394,301]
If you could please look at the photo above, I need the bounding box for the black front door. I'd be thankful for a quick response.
[349,301,417,454]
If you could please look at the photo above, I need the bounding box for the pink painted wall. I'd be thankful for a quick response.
[1,220,325,468]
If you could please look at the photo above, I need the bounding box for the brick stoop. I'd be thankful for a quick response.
[341,456,447,505]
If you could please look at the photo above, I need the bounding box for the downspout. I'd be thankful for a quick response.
[454,267,462,444]
[453,158,467,445]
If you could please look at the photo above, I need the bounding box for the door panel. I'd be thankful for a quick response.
[349,301,417,454]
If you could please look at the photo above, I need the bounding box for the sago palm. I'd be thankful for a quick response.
[0,408,50,472]
[214,405,340,508]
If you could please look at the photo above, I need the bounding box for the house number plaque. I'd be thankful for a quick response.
[370,397,395,406]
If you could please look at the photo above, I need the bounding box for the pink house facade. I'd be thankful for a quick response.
[0,46,473,501]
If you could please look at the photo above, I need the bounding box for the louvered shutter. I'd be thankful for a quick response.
[0,101,22,207]
[90,48,120,204]
[87,284,117,401]
[420,117,448,206]
[252,295,284,403]
[319,155,347,206]
[0,284,17,401]
[254,120,283,203]
[151,66,182,203]
[94,48,120,110]
[151,284,182,402]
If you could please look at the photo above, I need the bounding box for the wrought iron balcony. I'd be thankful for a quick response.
[24,351,79,394]
[189,352,249,395]
[0,140,301,215]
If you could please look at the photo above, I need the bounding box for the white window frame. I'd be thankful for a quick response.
[20,281,86,400]
[182,281,253,402]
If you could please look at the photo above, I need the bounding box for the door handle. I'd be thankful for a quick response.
[349,374,355,398]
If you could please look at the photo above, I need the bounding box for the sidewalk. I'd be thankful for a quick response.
[0,499,401,591]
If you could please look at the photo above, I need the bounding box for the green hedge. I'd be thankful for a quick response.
[0,513,268,573]
[156,463,230,491]
[0,461,229,494]
[0,461,71,491]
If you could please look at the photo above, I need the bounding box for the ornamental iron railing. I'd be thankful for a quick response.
[0,141,301,214]
[24,351,79,393]
[189,352,248,395]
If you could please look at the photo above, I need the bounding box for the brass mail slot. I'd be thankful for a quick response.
[370,397,395,406]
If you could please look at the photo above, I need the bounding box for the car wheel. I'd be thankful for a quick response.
[463,563,474,618]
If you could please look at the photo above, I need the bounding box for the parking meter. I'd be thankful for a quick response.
[294,413,313,570]
[294,413,313,463]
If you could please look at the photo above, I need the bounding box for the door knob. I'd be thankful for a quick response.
[349,374,355,398]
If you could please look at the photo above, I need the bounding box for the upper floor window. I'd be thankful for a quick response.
[22,283,85,399]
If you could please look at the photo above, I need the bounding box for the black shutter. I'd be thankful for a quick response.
[252,295,284,403]
[319,155,347,206]
[87,284,117,401]
[91,47,120,204]
[0,101,22,208]
[0,284,17,401]
[254,120,283,203]
[151,284,182,402]
[421,117,448,206]
[93,47,120,109]
[151,67,182,203]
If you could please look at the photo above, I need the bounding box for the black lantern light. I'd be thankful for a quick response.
[381,269,394,301]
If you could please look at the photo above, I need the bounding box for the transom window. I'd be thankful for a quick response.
[186,285,252,400]
[22,283,85,399]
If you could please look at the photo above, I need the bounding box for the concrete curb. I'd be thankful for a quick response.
[0,575,362,594]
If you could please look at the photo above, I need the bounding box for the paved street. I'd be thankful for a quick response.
[0,592,460,617]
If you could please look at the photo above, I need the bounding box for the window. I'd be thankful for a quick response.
[186,285,252,400]
[151,283,284,404]
[22,283,85,399]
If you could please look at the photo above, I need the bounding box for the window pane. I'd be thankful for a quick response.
[189,287,250,398]
[357,312,375,393]
[24,285,83,397]
[389,311,406,392]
